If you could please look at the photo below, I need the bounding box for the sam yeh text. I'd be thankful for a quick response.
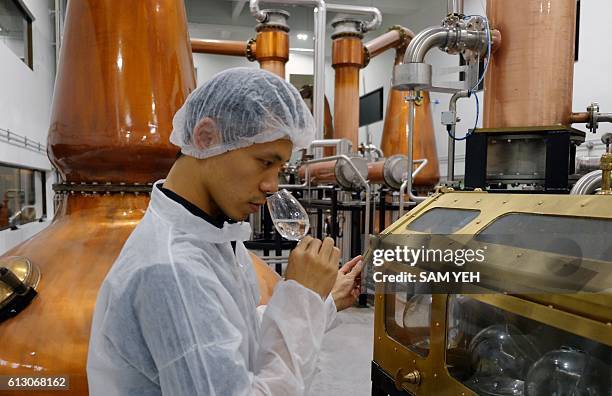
[373,271,480,283]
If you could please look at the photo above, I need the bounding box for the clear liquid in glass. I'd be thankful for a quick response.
[272,219,310,241]
[266,189,310,241]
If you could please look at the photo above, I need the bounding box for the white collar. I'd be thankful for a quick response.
[149,180,252,243]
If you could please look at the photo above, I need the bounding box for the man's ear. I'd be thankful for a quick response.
[193,117,221,150]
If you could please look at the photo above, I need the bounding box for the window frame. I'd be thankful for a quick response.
[0,0,35,69]
[0,162,45,231]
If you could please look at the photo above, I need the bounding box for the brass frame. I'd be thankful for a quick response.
[373,190,612,395]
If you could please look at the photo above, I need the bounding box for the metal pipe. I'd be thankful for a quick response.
[365,144,383,160]
[365,27,415,58]
[309,138,352,153]
[404,24,490,64]
[398,159,427,217]
[278,182,308,189]
[326,3,382,33]
[402,91,428,205]
[250,0,326,145]
[405,27,449,63]
[570,170,603,195]
[304,155,370,249]
[570,112,590,124]
[447,0,464,15]
[190,39,248,56]
[447,90,470,182]
[54,0,62,68]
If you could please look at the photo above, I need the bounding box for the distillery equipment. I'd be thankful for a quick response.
[0,1,195,394]
[370,190,612,395]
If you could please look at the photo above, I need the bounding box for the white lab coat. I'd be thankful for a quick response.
[87,180,337,395]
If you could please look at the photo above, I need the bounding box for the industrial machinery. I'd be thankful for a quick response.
[371,0,612,394]
[370,190,612,396]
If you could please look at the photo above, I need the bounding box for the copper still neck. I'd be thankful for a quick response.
[331,18,366,152]
[48,0,195,184]
[253,9,290,78]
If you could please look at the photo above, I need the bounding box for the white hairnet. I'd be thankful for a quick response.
[170,67,315,159]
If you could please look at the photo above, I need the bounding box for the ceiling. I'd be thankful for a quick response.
[184,0,428,45]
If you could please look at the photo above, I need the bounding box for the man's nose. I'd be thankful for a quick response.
[260,174,279,194]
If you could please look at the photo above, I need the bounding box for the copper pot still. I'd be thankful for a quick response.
[484,0,577,128]
[0,1,195,394]
[380,44,439,189]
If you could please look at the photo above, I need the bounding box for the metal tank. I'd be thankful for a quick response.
[0,1,195,394]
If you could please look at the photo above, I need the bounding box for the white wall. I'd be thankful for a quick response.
[0,0,56,254]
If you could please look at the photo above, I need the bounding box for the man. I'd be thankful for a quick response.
[87,67,363,395]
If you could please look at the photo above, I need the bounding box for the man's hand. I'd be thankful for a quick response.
[331,255,364,311]
[285,236,341,300]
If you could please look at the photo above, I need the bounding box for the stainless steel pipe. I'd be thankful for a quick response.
[326,3,382,33]
[447,90,470,182]
[405,27,449,64]
[447,0,464,15]
[570,170,603,195]
[398,158,428,217]
[304,155,371,250]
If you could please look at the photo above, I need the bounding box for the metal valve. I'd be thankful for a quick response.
[394,368,422,390]
[587,102,600,133]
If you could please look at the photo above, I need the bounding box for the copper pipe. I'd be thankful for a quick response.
[190,38,249,56]
[484,0,576,128]
[367,161,385,184]
[570,112,590,124]
[332,36,364,151]
[255,29,289,78]
[298,160,338,184]
[365,27,415,59]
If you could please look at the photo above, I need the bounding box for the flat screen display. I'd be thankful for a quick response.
[359,87,383,127]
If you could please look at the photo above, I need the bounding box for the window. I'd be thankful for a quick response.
[407,208,480,234]
[0,0,34,69]
[474,213,612,262]
[0,163,45,230]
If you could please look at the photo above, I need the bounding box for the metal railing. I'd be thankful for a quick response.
[0,127,47,155]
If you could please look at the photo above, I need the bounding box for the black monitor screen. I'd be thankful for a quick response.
[359,87,383,127]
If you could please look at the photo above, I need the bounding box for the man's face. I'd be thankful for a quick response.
[201,139,293,221]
